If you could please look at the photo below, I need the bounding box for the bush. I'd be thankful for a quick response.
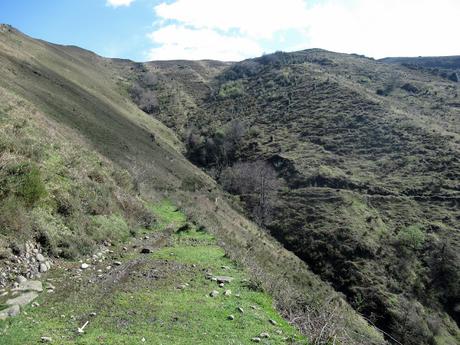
[218,80,245,99]
[396,224,425,250]
[2,162,46,206]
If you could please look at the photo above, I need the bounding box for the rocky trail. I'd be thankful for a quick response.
[0,201,306,344]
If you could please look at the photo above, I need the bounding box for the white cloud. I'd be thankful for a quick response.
[147,0,460,61]
[303,0,460,58]
[155,0,310,39]
[106,0,134,8]
[147,25,262,61]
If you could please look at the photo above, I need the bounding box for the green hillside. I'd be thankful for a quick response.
[0,25,387,345]
[121,50,460,345]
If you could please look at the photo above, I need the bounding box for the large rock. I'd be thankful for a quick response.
[0,304,20,320]
[39,263,48,273]
[6,291,38,306]
[36,254,46,262]
[18,280,43,292]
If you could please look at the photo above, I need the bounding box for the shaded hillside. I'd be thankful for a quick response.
[126,50,460,345]
[0,25,386,345]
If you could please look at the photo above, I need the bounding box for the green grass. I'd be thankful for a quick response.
[0,203,306,344]
[149,200,187,230]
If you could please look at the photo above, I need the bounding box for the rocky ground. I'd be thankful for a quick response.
[0,201,305,344]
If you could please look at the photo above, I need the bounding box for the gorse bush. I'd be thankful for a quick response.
[218,80,245,99]
[1,162,46,207]
[396,224,425,250]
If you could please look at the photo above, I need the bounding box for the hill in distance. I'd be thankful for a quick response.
[0,24,459,345]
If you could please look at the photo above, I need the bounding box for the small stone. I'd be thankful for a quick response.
[176,284,187,290]
[216,276,233,284]
[144,235,149,240]
[32,302,40,307]
[89,312,97,317]
[40,336,52,343]
[80,263,90,270]
[0,304,20,320]
[209,290,219,297]
[211,277,217,282]
[224,290,232,296]
[140,248,152,254]
[36,254,46,262]
[122,247,128,251]
[237,307,244,313]
[141,337,146,343]
[269,319,277,326]
[106,266,112,270]
[260,332,270,338]
[219,283,225,288]
[16,275,27,284]
[227,314,235,320]
[251,337,261,343]
[275,330,283,335]
[113,261,122,266]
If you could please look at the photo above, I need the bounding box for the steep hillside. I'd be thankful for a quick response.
[125,50,460,345]
[0,25,386,345]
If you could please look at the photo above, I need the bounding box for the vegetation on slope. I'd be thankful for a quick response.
[0,201,306,344]
[126,50,460,345]
[0,25,387,345]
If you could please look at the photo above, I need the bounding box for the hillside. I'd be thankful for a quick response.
[0,25,387,345]
[120,50,460,345]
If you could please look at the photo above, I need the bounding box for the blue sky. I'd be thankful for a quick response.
[0,0,458,62]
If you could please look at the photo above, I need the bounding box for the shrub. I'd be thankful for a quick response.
[3,162,46,206]
[218,80,245,99]
[396,224,425,250]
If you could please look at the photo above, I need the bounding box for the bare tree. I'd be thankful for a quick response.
[220,160,283,226]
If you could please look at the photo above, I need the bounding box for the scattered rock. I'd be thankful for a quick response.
[40,336,52,343]
[81,263,90,270]
[269,319,277,326]
[18,280,43,292]
[227,314,235,320]
[140,248,152,254]
[216,276,233,284]
[16,275,27,284]
[209,290,219,297]
[6,291,39,306]
[0,304,20,320]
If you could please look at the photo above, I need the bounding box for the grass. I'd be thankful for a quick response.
[0,203,306,344]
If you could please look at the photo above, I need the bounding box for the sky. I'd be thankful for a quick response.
[0,0,458,62]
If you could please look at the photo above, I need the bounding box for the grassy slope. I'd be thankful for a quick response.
[0,201,306,344]
[131,50,460,344]
[0,26,385,344]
